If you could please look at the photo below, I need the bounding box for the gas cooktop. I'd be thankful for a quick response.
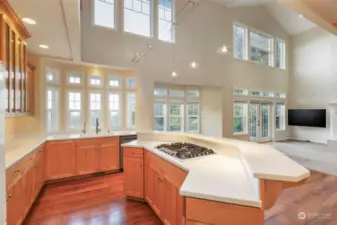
[155,142,215,159]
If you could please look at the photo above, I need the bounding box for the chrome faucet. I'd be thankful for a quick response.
[95,118,101,135]
[81,122,86,135]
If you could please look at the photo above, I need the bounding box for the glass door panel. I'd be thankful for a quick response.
[261,103,271,139]
[250,103,259,140]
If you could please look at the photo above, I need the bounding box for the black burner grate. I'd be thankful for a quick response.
[156,142,215,159]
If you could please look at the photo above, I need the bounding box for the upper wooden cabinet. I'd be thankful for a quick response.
[0,0,32,116]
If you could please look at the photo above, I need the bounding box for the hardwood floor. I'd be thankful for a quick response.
[265,171,337,225]
[24,173,163,225]
[24,171,337,225]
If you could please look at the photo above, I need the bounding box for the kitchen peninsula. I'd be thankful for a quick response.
[122,131,310,225]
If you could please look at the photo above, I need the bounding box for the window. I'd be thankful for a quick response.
[275,92,286,99]
[233,24,247,60]
[89,75,102,87]
[67,91,82,130]
[233,88,248,96]
[108,93,121,129]
[126,93,136,128]
[187,102,199,132]
[94,0,115,29]
[169,101,184,131]
[276,103,285,130]
[108,76,121,88]
[276,39,286,69]
[89,92,103,129]
[233,102,248,134]
[127,77,136,89]
[158,0,174,42]
[68,74,82,85]
[154,87,200,132]
[154,100,167,131]
[124,0,151,37]
[45,67,60,84]
[46,88,59,133]
[250,31,273,66]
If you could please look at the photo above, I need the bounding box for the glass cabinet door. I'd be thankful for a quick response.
[4,24,10,113]
[10,31,15,113]
[16,38,21,112]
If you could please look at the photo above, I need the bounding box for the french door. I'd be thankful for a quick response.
[250,102,272,142]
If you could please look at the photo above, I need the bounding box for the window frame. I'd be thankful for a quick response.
[233,101,248,135]
[123,0,153,37]
[92,0,116,30]
[46,86,60,134]
[107,75,123,89]
[66,89,85,132]
[275,38,286,69]
[88,74,104,88]
[126,91,137,129]
[154,99,168,131]
[275,102,286,131]
[249,28,274,67]
[107,91,123,130]
[153,87,200,133]
[88,90,104,131]
[233,22,248,61]
[158,0,175,43]
[66,72,85,87]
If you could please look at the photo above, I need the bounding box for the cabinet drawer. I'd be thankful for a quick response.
[47,140,74,147]
[124,147,143,158]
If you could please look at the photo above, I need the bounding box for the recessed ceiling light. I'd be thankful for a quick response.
[172,71,177,77]
[22,18,36,25]
[190,61,198,69]
[299,14,304,18]
[39,44,49,49]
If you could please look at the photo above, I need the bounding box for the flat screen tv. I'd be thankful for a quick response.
[288,109,326,128]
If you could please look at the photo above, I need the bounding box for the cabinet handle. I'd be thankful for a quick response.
[15,169,20,173]
[6,195,12,201]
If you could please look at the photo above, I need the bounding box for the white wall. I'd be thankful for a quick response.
[289,28,334,143]
[201,87,223,137]
[81,0,290,139]
[0,64,6,225]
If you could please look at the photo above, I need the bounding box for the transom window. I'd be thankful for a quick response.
[109,78,120,87]
[69,75,81,84]
[90,77,101,86]
[124,0,152,37]
[94,0,115,29]
[158,0,174,42]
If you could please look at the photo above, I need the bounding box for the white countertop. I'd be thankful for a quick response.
[123,140,261,207]
[122,131,311,208]
[5,131,136,169]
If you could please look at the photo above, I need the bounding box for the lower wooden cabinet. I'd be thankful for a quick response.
[124,156,144,198]
[98,143,119,172]
[45,140,76,180]
[6,145,45,225]
[124,148,188,225]
[75,145,99,175]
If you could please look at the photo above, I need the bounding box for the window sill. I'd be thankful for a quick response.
[233,132,249,136]
[232,57,287,71]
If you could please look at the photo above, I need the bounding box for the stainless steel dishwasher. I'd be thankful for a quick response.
[119,135,137,171]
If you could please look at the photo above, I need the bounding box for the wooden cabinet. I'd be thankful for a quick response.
[45,141,76,180]
[75,145,99,175]
[98,143,119,172]
[6,145,45,225]
[143,150,188,225]
[0,0,31,116]
[75,137,120,175]
[124,157,144,198]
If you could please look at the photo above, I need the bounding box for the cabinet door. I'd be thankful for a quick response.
[45,141,76,180]
[145,160,155,205]
[75,145,99,175]
[124,157,143,198]
[98,144,119,172]
[7,175,25,225]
